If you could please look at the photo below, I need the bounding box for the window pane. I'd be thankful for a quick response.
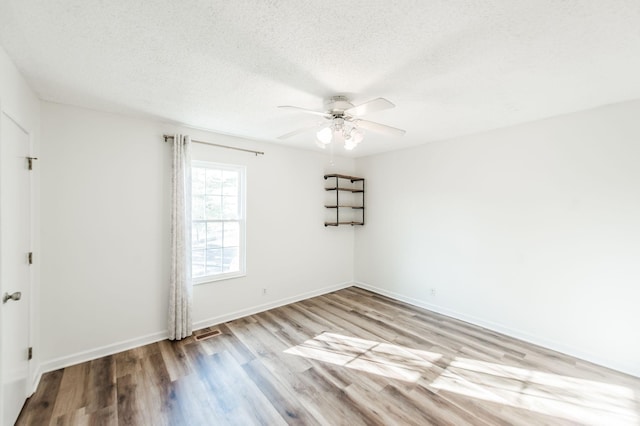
[205,195,222,219]
[222,247,239,273]
[223,170,238,196]
[206,168,222,195]
[192,162,245,282]
[223,222,240,247]
[206,249,222,275]
[192,195,205,220]
[192,168,206,195]
[206,222,223,249]
[192,249,206,278]
[222,196,238,220]
[192,222,206,249]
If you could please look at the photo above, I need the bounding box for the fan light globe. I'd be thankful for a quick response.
[344,140,357,150]
[344,128,363,150]
[316,127,332,144]
[350,128,364,144]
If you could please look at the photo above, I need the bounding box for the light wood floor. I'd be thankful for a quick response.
[18,287,640,425]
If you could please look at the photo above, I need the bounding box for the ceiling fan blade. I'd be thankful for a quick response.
[346,98,395,116]
[278,105,332,118]
[355,119,406,137]
[277,124,320,140]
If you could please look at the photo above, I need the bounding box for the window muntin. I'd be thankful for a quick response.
[191,161,245,283]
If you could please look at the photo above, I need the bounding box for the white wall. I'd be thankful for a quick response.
[0,48,40,129]
[40,102,355,368]
[354,100,640,377]
[0,46,41,390]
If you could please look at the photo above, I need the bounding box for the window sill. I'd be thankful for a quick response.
[193,272,246,285]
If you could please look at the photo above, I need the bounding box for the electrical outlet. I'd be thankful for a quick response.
[262,288,267,296]
[430,288,436,297]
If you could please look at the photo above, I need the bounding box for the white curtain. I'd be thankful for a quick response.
[169,134,193,340]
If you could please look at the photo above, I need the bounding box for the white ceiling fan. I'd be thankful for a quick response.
[277,96,406,150]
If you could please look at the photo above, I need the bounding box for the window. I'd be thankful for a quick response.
[191,161,246,283]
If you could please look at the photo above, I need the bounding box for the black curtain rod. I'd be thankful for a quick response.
[163,135,264,156]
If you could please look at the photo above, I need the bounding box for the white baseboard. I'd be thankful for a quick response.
[34,281,353,391]
[30,365,42,395]
[193,281,353,330]
[354,281,639,378]
[38,330,168,380]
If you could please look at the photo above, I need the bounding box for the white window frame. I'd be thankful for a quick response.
[191,160,246,284]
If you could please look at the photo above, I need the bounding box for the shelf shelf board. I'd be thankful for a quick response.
[324,221,365,226]
[325,187,364,193]
[323,173,364,182]
[324,205,364,209]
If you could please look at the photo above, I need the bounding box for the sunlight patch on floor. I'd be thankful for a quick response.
[284,332,442,382]
[430,357,638,425]
[286,333,639,425]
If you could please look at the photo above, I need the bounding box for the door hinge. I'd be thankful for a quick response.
[28,347,33,360]
[28,252,33,265]
[27,157,38,170]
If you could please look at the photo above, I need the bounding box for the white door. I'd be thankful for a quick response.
[0,112,32,426]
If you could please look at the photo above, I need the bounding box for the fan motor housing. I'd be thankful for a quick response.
[325,96,354,116]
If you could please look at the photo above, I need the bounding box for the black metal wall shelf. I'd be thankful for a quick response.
[324,174,365,226]
[324,187,365,193]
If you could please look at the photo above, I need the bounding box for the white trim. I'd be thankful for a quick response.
[38,330,168,379]
[28,121,37,397]
[31,367,42,394]
[193,271,246,285]
[33,280,354,391]
[193,281,353,330]
[354,281,640,378]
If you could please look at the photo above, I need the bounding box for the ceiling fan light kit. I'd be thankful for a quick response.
[316,117,364,150]
[278,96,405,151]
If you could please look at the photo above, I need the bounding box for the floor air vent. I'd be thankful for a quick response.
[195,329,222,341]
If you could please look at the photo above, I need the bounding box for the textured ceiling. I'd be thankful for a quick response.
[1,1,640,157]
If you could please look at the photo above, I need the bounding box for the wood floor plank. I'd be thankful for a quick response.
[171,373,208,425]
[157,339,192,382]
[208,350,287,426]
[305,349,391,393]
[113,349,140,379]
[84,356,116,414]
[87,404,117,426]
[342,382,402,425]
[136,351,177,426]
[16,369,63,426]
[226,318,313,374]
[197,323,256,365]
[301,297,398,342]
[115,374,139,426]
[180,343,238,425]
[52,408,91,426]
[380,386,452,426]
[50,362,89,419]
[397,386,498,426]
[18,287,640,425]
[303,366,386,425]
[243,359,321,426]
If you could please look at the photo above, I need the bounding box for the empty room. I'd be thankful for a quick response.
[1,1,639,425]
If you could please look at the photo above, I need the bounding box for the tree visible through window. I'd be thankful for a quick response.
[191,161,245,283]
